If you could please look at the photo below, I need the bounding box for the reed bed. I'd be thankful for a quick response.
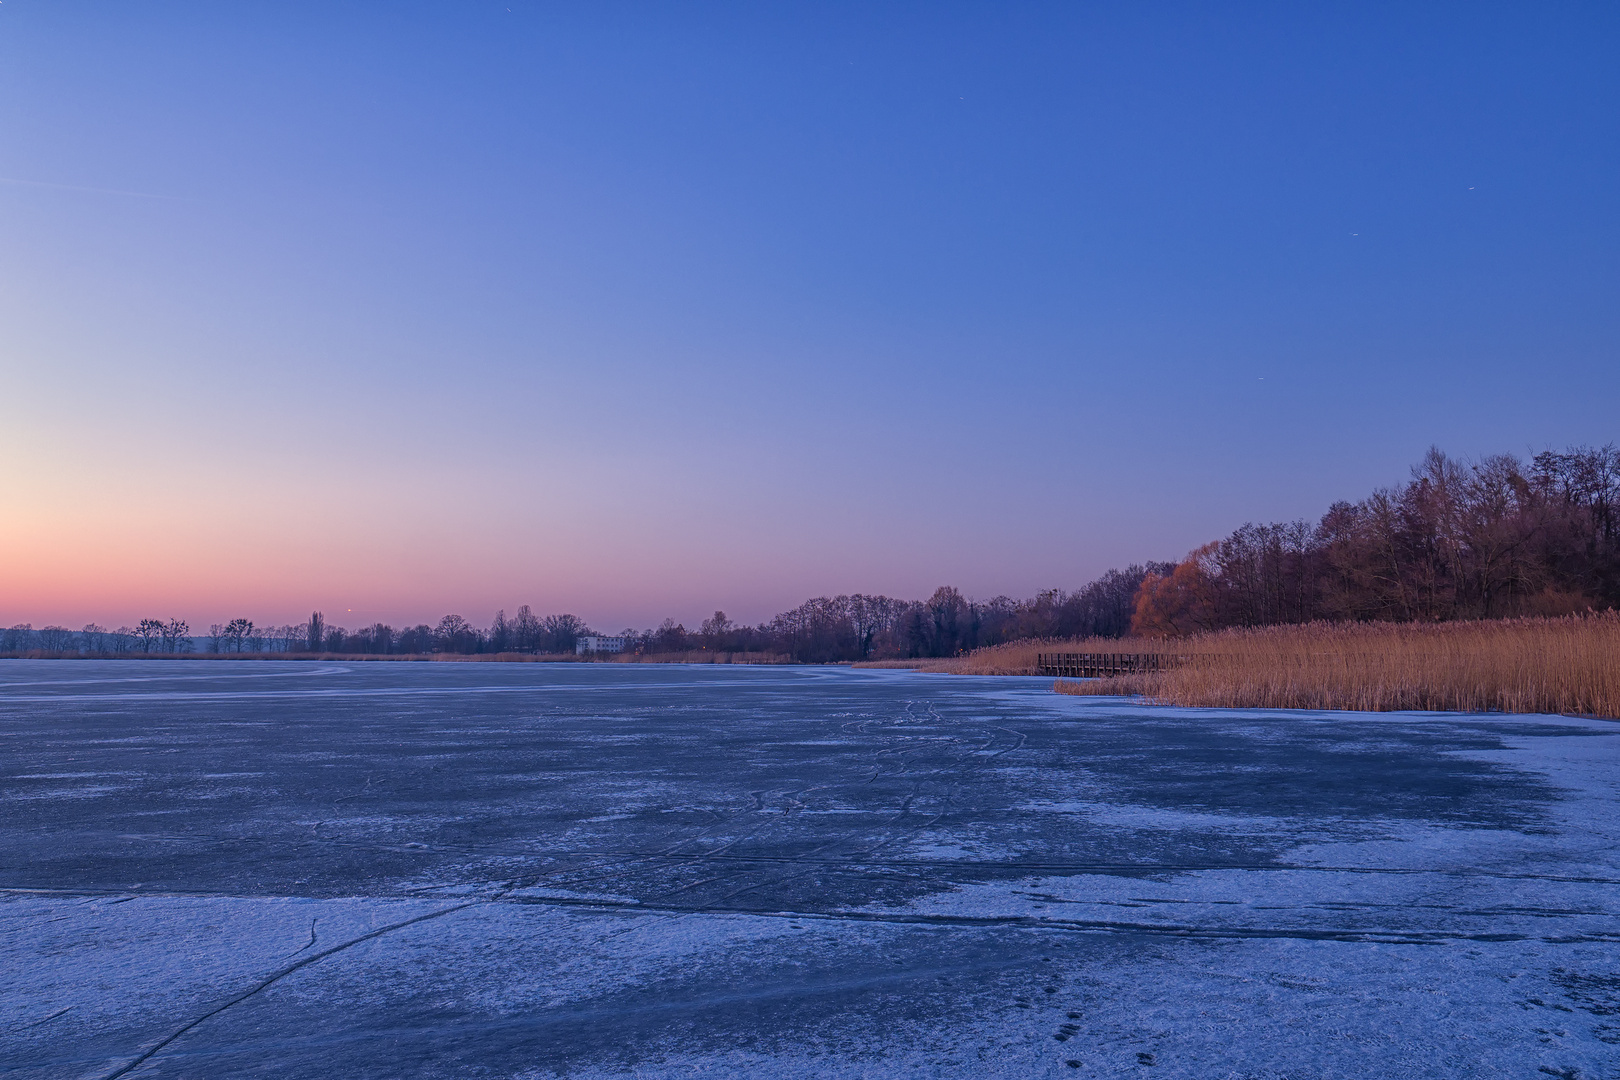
[951,637,1160,676]
[850,658,963,672]
[1052,613,1620,718]
[852,636,1197,676]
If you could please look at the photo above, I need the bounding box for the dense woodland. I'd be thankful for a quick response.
[1131,445,1620,636]
[5,445,1615,661]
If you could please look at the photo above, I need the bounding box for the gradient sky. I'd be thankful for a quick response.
[3,2,1617,632]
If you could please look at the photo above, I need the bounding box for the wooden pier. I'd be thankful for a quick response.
[1036,652,1185,678]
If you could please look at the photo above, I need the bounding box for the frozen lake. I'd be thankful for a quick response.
[2,661,1618,1078]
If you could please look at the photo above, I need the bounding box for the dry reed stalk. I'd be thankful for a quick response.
[1054,674,1163,697]
[851,659,966,672]
[852,636,1192,677]
[950,636,1186,676]
[1051,614,1620,718]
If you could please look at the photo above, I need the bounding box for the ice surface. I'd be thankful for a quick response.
[1,661,1617,1078]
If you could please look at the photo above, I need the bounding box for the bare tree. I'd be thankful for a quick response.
[488,610,512,653]
[434,615,483,653]
[361,623,394,654]
[699,611,732,650]
[162,619,191,653]
[134,619,164,653]
[223,619,253,653]
[512,605,542,653]
[37,626,74,653]
[542,614,588,654]
[397,624,434,653]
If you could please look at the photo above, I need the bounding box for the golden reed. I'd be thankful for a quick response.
[1051,613,1620,718]
[857,636,1219,676]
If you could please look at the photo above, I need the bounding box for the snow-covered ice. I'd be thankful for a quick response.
[2,661,1617,1078]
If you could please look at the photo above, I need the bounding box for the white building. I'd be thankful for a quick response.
[576,635,628,655]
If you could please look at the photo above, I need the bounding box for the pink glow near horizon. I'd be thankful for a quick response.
[5,6,1616,628]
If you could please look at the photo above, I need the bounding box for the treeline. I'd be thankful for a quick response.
[6,445,1613,660]
[213,583,1173,663]
[0,575,1174,665]
[1132,445,1620,635]
[1,618,196,656]
[738,571,1174,662]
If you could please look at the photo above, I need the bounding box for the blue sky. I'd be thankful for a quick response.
[2,2,1616,629]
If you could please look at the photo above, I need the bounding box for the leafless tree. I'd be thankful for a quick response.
[542,614,588,654]
[134,619,164,653]
[512,606,542,652]
[488,610,511,653]
[221,619,253,652]
[698,611,732,650]
[38,626,74,652]
[161,619,191,653]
